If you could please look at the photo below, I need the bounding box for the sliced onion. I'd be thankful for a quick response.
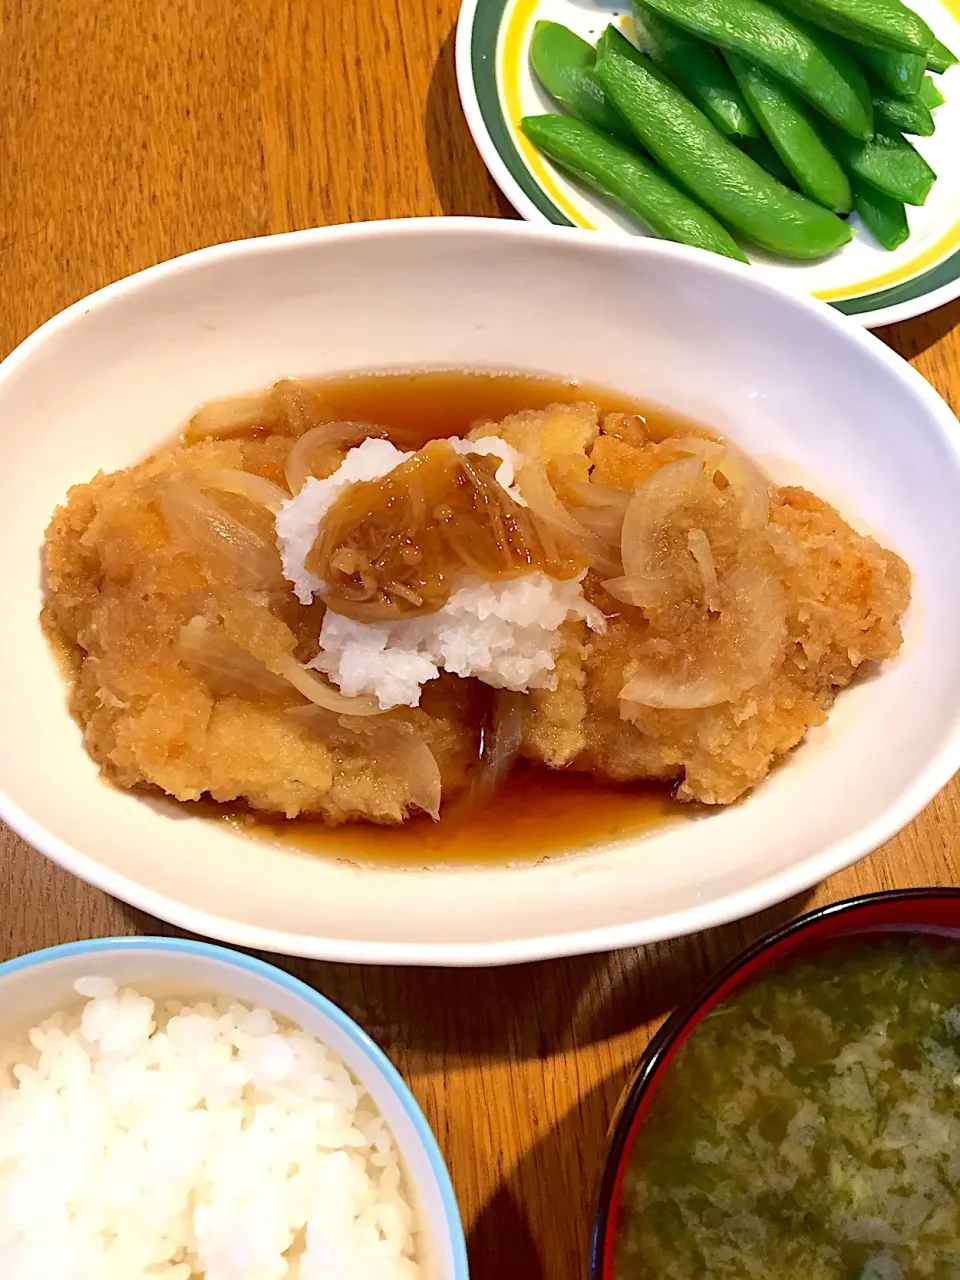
[266,653,383,716]
[194,468,289,515]
[179,617,295,702]
[620,671,736,711]
[285,421,384,494]
[451,689,525,817]
[726,563,787,687]
[714,447,770,529]
[564,479,631,542]
[184,393,272,442]
[619,565,785,710]
[572,506,628,544]
[377,729,442,820]
[161,482,283,588]
[288,706,441,819]
[517,458,621,576]
[687,528,720,613]
[268,380,325,435]
[653,436,724,460]
[181,616,387,717]
[602,575,656,608]
[565,479,632,511]
[618,456,704,606]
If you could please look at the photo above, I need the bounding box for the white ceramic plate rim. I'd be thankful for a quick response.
[454,0,960,330]
[3,217,960,966]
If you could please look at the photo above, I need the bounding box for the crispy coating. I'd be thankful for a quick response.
[43,436,479,822]
[43,404,910,820]
[521,421,910,803]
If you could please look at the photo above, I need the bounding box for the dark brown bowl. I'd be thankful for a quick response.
[591,887,960,1279]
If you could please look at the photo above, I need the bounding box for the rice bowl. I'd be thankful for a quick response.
[0,937,467,1279]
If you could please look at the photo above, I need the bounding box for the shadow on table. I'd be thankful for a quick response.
[467,1071,627,1279]
[875,296,960,361]
[120,889,813,1066]
[423,26,520,219]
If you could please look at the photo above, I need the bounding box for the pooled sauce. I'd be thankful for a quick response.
[185,369,705,867]
[225,761,687,868]
[47,365,911,859]
[183,369,706,451]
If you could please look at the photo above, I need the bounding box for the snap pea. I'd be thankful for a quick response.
[857,45,925,96]
[872,83,935,133]
[853,180,909,249]
[727,53,852,210]
[638,0,874,137]
[529,21,635,143]
[918,74,945,108]
[824,118,936,203]
[770,0,933,57]
[928,37,958,72]
[520,114,748,260]
[736,133,798,185]
[632,1,759,136]
[594,32,852,258]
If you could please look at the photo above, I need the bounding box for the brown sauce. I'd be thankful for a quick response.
[221,762,687,868]
[185,368,704,867]
[310,442,584,621]
[291,369,654,448]
[183,368,704,451]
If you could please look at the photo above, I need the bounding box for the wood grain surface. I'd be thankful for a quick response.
[1,0,959,1275]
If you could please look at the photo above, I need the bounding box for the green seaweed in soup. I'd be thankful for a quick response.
[615,936,960,1279]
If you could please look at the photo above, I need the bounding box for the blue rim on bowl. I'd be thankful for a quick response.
[0,935,470,1280]
[590,887,960,1278]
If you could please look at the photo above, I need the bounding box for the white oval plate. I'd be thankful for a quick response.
[3,219,960,966]
[457,0,960,326]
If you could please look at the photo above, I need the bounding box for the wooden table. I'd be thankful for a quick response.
[2,1,959,1275]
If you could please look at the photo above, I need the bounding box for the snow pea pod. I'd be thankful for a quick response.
[594,31,852,258]
[727,53,852,210]
[638,0,873,137]
[632,1,759,136]
[928,37,958,72]
[529,21,635,143]
[771,0,933,56]
[872,84,935,133]
[824,118,935,203]
[521,114,748,260]
[736,134,797,185]
[853,180,909,249]
[918,75,945,108]
[857,45,924,96]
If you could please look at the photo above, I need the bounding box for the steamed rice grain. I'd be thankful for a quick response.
[0,981,421,1280]
[311,572,605,709]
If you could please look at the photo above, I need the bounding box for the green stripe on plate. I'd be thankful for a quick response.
[832,244,960,315]
[470,0,575,226]
[469,0,960,318]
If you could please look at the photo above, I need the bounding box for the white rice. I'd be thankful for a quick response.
[311,572,603,709]
[276,437,605,709]
[0,980,420,1280]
